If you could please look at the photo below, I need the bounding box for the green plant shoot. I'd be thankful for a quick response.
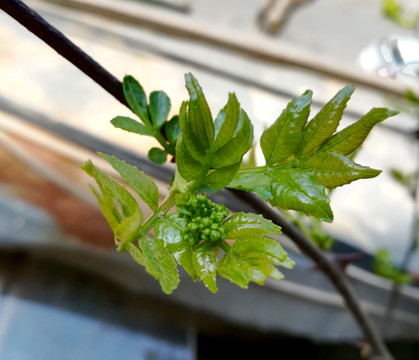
[82,73,397,294]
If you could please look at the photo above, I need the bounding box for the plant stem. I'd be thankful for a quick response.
[2,2,394,359]
[129,189,177,246]
[0,0,128,107]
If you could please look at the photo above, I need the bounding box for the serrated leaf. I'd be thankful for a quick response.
[205,161,242,190]
[298,85,354,156]
[155,214,197,279]
[192,243,219,293]
[261,90,312,166]
[81,161,143,248]
[223,212,281,238]
[135,236,180,294]
[218,236,292,289]
[269,169,333,222]
[299,152,381,188]
[229,87,397,221]
[111,116,154,136]
[319,107,398,156]
[148,147,167,164]
[149,91,171,129]
[123,75,150,126]
[185,73,214,149]
[99,153,159,211]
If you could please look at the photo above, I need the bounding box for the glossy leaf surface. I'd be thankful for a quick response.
[229,88,398,222]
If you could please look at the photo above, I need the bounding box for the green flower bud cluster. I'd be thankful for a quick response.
[178,195,229,245]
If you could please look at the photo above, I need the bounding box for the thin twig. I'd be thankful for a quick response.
[1,0,127,107]
[1,1,393,358]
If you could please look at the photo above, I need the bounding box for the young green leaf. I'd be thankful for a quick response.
[131,236,180,294]
[177,75,253,190]
[149,91,171,129]
[148,147,167,164]
[298,84,354,156]
[155,214,197,279]
[81,161,143,249]
[260,90,312,166]
[229,87,398,222]
[111,116,154,136]
[164,115,181,145]
[192,243,219,293]
[218,236,293,289]
[223,212,281,238]
[123,75,150,126]
[99,153,159,211]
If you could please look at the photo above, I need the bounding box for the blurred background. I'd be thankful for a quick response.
[1,0,419,359]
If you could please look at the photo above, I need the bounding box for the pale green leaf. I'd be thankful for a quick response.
[176,135,204,181]
[192,243,219,293]
[155,214,197,279]
[223,212,281,239]
[100,153,159,211]
[137,235,180,294]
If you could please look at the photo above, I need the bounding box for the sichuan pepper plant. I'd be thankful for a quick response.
[82,72,397,294]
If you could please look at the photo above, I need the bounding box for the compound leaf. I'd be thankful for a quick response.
[229,87,398,221]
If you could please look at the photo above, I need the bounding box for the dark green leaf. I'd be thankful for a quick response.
[192,243,219,293]
[298,85,354,156]
[148,147,167,164]
[123,75,150,125]
[99,153,159,211]
[135,236,180,294]
[164,115,180,145]
[155,214,197,279]
[223,212,281,239]
[149,91,171,129]
[261,90,312,166]
[111,116,154,136]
